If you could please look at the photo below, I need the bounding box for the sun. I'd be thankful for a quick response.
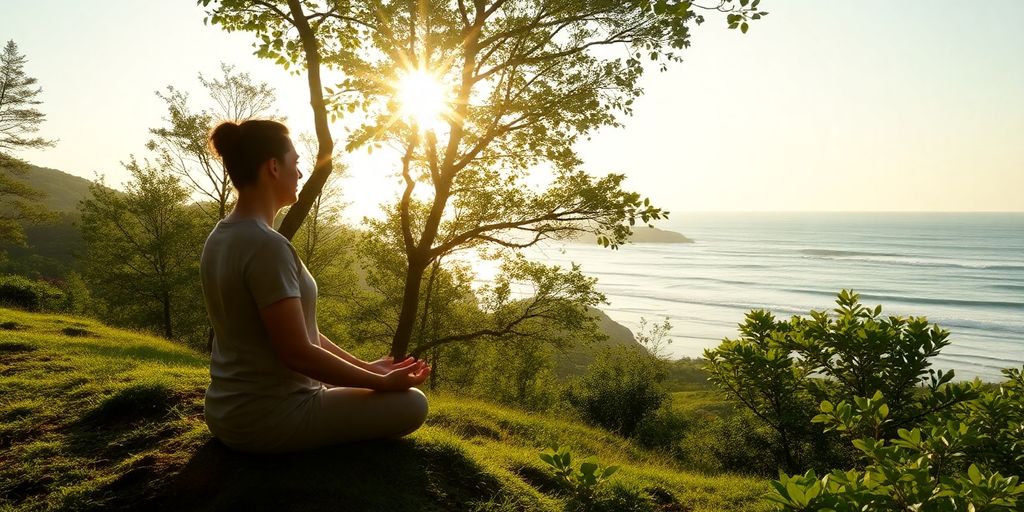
[394,68,449,131]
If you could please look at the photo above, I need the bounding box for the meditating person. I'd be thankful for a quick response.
[200,119,430,453]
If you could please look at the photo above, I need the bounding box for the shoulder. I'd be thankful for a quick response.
[247,223,299,263]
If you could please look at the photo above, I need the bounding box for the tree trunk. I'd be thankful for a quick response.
[390,258,427,359]
[162,291,173,339]
[277,0,335,241]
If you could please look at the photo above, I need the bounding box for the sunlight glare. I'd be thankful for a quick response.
[394,68,449,131]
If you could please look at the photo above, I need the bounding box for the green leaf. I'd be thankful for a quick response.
[968,464,982,485]
[786,480,807,507]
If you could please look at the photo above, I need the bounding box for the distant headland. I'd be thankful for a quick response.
[570,226,695,244]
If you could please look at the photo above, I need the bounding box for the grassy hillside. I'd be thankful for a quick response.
[0,307,770,512]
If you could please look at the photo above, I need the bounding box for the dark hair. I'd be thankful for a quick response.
[209,120,291,190]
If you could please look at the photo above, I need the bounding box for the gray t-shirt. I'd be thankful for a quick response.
[199,217,322,443]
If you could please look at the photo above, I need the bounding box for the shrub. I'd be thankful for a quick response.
[632,400,689,453]
[677,408,782,476]
[768,369,1024,511]
[704,290,978,473]
[0,274,64,312]
[562,345,668,438]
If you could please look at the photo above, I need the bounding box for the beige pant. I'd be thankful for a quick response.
[217,386,429,453]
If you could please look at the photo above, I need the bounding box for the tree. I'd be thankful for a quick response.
[0,155,53,252]
[147,63,278,222]
[0,40,55,153]
[0,40,57,253]
[78,160,206,341]
[199,0,768,358]
[345,204,607,386]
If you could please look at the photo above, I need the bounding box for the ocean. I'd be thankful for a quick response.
[471,212,1023,382]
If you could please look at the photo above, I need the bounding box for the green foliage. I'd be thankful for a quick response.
[960,367,1024,477]
[0,40,56,152]
[0,273,63,311]
[78,160,209,345]
[538,443,619,507]
[632,400,689,453]
[677,408,782,476]
[0,157,57,254]
[563,346,669,438]
[663,357,711,392]
[57,270,94,315]
[704,290,978,472]
[768,375,1024,511]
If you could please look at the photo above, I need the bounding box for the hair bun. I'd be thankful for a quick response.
[210,121,242,160]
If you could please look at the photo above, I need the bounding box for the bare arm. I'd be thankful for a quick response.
[318,331,377,373]
[259,297,429,390]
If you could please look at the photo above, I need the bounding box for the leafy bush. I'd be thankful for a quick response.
[0,274,64,312]
[677,408,786,476]
[632,400,689,454]
[562,345,669,438]
[768,369,1024,511]
[704,290,977,472]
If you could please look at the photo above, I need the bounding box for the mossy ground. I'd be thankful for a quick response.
[0,307,770,511]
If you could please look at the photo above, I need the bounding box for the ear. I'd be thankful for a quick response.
[263,158,279,180]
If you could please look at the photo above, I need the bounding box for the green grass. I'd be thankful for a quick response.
[669,391,737,421]
[0,307,771,511]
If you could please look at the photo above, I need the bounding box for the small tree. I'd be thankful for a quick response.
[564,344,670,438]
[78,160,206,340]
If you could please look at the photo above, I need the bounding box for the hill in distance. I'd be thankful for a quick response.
[0,307,768,511]
[568,226,694,245]
[1,162,96,214]
[0,163,97,278]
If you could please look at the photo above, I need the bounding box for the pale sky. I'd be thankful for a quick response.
[2,0,1022,219]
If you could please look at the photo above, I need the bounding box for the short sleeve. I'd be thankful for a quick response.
[244,236,301,309]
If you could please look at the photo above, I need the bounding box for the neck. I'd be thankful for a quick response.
[227,189,279,228]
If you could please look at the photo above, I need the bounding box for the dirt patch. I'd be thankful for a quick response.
[0,340,35,353]
[61,327,99,337]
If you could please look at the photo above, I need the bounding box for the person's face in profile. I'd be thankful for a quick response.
[274,141,302,206]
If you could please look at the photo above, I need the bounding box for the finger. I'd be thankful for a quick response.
[411,368,430,384]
